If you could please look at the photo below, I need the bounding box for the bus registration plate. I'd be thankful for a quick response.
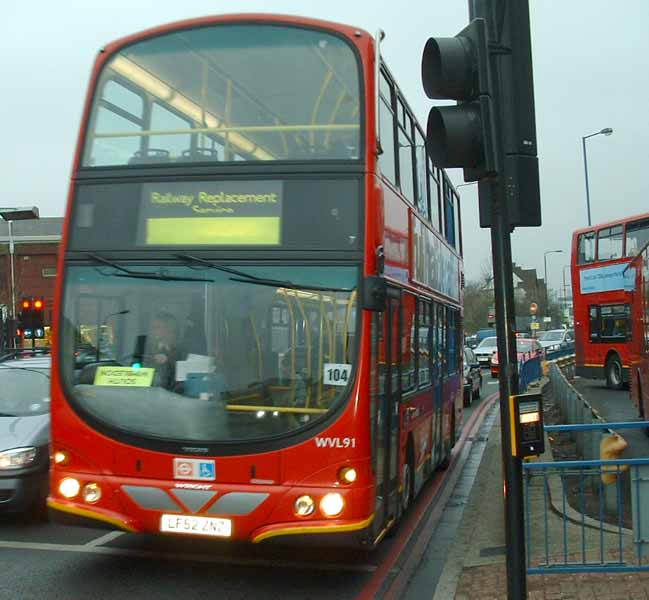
[160,514,232,537]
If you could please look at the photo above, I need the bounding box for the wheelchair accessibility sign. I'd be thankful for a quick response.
[173,458,216,481]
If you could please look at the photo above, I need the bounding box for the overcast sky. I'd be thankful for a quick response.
[3,1,648,295]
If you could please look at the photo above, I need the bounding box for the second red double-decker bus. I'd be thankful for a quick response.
[571,211,649,389]
[48,14,464,548]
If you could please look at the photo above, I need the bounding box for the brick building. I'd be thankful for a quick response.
[0,218,63,328]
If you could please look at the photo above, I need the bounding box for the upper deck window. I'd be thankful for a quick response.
[597,225,623,261]
[626,218,649,256]
[83,24,361,167]
[577,231,596,264]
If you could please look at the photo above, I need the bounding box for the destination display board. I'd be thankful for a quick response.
[137,181,283,246]
[69,178,361,252]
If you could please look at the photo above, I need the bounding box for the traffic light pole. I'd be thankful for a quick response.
[421,2,538,592]
[483,180,527,598]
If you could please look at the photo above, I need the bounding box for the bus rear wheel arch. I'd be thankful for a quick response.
[605,353,624,391]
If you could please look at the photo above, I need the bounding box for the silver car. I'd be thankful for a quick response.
[474,336,499,367]
[537,329,574,351]
[0,352,51,517]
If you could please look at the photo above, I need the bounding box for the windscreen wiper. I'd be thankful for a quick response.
[227,277,353,293]
[0,366,51,378]
[174,253,353,293]
[174,253,268,281]
[86,253,213,282]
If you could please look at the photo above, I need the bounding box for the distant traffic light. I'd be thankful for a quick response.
[421,18,497,181]
[18,297,45,339]
[32,298,44,331]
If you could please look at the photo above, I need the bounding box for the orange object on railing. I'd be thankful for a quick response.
[600,433,629,484]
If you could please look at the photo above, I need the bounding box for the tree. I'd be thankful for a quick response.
[464,275,495,334]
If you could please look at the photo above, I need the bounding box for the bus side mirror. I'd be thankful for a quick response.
[362,276,387,312]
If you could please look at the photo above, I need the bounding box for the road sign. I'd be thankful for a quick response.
[531,322,540,330]
[543,316,552,323]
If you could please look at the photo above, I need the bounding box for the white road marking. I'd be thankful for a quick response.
[0,540,376,572]
[487,380,498,385]
[85,531,126,547]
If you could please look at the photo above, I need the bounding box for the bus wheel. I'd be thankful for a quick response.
[401,444,414,514]
[605,354,624,391]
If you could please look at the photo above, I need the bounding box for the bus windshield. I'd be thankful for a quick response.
[83,24,361,167]
[60,264,358,444]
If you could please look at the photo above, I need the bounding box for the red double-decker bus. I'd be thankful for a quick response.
[48,14,464,548]
[571,211,649,389]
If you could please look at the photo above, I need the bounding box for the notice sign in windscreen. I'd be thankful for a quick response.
[138,181,283,246]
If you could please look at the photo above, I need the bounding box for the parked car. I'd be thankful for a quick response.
[474,336,499,367]
[490,338,544,378]
[537,328,574,352]
[463,347,482,406]
[0,351,51,517]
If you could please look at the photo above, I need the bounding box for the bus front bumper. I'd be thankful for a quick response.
[47,478,375,547]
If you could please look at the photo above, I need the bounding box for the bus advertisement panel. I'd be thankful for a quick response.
[49,14,463,548]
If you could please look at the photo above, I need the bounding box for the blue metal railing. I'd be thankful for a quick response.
[524,421,649,574]
[519,356,541,392]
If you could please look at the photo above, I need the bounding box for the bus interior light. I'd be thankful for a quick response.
[82,483,102,504]
[338,466,357,484]
[320,492,344,517]
[59,478,81,499]
[294,495,315,517]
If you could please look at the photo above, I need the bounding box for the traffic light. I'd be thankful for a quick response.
[18,297,45,339]
[421,18,498,181]
[422,1,541,228]
[32,298,44,328]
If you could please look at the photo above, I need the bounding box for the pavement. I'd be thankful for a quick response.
[430,379,649,600]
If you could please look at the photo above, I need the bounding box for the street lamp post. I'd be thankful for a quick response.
[544,249,563,323]
[582,128,613,226]
[1,207,40,348]
[562,265,571,323]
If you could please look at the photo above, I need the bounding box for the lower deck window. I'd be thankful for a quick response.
[589,304,631,342]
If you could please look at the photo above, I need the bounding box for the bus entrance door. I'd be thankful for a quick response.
[432,303,444,465]
[374,290,402,537]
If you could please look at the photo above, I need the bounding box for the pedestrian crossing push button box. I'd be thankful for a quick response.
[509,392,544,458]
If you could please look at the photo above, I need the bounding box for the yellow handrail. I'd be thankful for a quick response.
[226,404,327,415]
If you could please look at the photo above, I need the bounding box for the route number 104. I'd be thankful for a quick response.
[323,363,351,386]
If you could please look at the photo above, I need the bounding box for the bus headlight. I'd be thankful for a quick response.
[59,478,81,499]
[294,495,315,517]
[320,493,344,517]
[338,466,357,484]
[82,483,102,504]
